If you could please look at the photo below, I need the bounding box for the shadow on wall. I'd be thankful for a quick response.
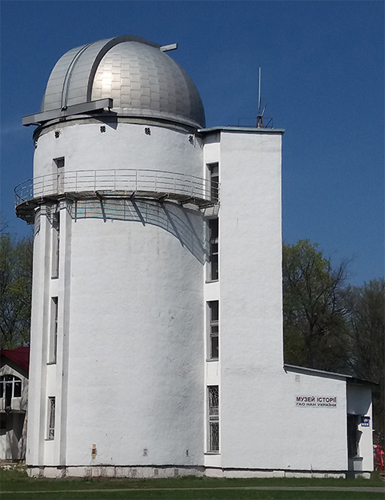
[61,198,207,264]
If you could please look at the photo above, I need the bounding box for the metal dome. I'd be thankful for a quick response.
[37,36,205,128]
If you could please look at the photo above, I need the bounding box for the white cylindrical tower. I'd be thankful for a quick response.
[17,36,216,477]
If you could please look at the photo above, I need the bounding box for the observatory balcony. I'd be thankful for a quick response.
[15,169,219,223]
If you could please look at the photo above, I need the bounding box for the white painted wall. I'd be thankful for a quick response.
[27,119,206,469]
[219,369,348,471]
[33,121,203,180]
[64,210,204,466]
[201,129,364,475]
[26,120,373,476]
[347,383,373,471]
[219,130,284,373]
[217,130,283,469]
[27,210,51,466]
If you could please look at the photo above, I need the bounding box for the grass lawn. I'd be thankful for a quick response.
[1,468,384,500]
[1,490,385,500]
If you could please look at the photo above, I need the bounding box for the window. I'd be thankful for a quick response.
[54,157,65,169]
[14,380,21,397]
[208,301,219,360]
[53,157,65,192]
[49,297,58,364]
[47,397,56,440]
[208,218,219,281]
[207,162,219,202]
[208,386,219,453]
[0,375,22,405]
[51,212,60,278]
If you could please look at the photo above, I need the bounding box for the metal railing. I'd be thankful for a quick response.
[14,169,219,207]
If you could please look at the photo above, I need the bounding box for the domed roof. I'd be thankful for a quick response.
[39,36,205,128]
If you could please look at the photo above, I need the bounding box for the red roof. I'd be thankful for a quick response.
[1,347,30,372]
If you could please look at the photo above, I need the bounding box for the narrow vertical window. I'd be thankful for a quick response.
[51,211,60,278]
[53,157,65,193]
[47,397,56,440]
[207,162,219,202]
[5,380,12,408]
[208,301,219,360]
[208,386,219,453]
[14,380,22,397]
[208,218,219,281]
[49,297,58,364]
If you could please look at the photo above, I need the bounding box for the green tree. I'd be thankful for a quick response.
[283,240,349,372]
[344,280,385,446]
[0,233,33,348]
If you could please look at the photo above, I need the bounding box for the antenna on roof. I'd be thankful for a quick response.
[256,67,266,129]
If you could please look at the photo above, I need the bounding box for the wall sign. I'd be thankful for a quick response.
[296,395,337,408]
[361,416,370,427]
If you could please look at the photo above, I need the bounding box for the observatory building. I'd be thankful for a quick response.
[17,36,373,478]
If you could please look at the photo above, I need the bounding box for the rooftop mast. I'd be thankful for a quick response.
[256,67,266,129]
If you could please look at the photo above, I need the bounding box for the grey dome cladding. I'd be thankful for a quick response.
[40,36,206,128]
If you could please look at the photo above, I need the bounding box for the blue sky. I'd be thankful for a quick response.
[1,0,383,285]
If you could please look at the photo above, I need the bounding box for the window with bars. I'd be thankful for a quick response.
[47,397,56,440]
[208,301,219,360]
[208,218,219,281]
[208,386,219,453]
